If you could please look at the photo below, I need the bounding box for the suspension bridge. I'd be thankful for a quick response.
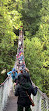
[0,30,49,111]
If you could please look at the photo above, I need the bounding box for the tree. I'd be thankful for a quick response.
[21,0,42,38]
[0,0,17,82]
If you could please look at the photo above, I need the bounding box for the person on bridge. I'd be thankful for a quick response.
[15,68,37,111]
[7,68,18,82]
[7,68,18,91]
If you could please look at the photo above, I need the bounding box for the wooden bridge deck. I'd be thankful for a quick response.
[3,90,18,111]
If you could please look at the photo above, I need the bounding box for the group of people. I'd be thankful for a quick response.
[7,67,37,111]
[7,30,37,111]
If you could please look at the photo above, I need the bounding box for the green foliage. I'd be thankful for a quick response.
[15,0,49,97]
[0,0,18,79]
[24,37,49,96]
[21,0,42,37]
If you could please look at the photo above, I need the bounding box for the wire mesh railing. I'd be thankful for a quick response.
[31,82,49,111]
[0,77,13,111]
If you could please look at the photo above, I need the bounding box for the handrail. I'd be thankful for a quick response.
[37,88,49,100]
[0,77,13,111]
[30,81,49,111]
[0,77,9,87]
[32,81,49,100]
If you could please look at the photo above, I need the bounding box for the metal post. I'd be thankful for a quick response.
[23,107,25,111]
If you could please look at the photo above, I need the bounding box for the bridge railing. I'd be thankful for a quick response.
[31,82,49,111]
[0,77,13,111]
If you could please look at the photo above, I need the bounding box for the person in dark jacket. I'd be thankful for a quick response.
[16,67,32,84]
[15,68,37,111]
[15,84,37,111]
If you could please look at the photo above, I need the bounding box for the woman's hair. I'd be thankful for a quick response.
[20,70,23,73]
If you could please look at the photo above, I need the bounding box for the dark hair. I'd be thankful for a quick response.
[16,70,18,73]
[20,70,23,73]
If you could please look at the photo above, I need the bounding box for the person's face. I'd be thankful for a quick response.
[13,71,15,74]
[18,70,20,73]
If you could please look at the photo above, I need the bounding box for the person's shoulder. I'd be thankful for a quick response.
[7,71,12,75]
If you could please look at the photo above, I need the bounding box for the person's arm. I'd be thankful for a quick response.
[15,84,20,96]
[7,71,12,77]
[25,67,29,72]
[31,85,37,96]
